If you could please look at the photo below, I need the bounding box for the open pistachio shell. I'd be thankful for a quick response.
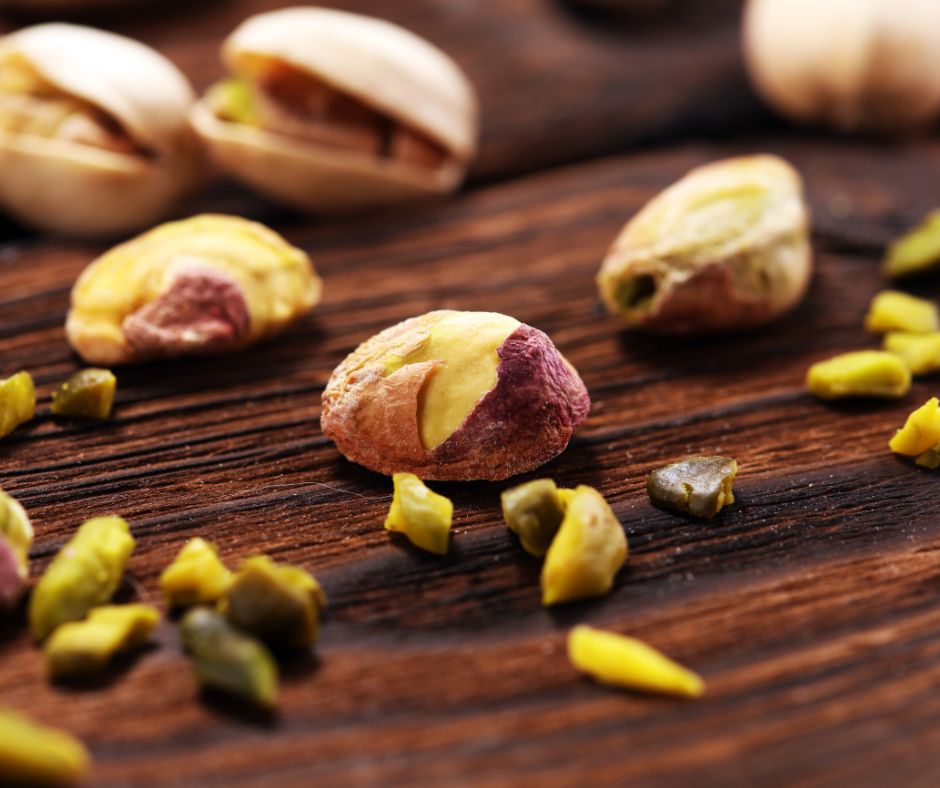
[66,214,322,365]
[0,23,202,237]
[191,7,478,212]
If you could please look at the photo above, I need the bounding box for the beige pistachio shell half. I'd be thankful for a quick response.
[0,24,202,237]
[191,7,478,212]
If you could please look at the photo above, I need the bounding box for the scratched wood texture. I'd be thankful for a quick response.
[2,0,940,785]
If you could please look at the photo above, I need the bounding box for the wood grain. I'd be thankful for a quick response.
[1,1,940,786]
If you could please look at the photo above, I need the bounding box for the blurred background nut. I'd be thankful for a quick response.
[190,6,479,213]
[0,23,202,237]
[597,155,812,335]
[66,214,322,365]
[744,0,940,134]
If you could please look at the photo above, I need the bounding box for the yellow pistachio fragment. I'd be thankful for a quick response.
[66,214,322,365]
[890,398,940,459]
[864,291,938,334]
[884,332,940,376]
[0,488,32,610]
[568,625,704,698]
[501,479,567,557]
[0,708,89,785]
[322,310,590,481]
[191,7,478,212]
[51,368,116,420]
[647,456,737,519]
[598,155,812,335]
[45,604,159,679]
[29,515,135,641]
[541,486,627,606]
[0,23,201,237]
[160,537,233,608]
[0,370,35,440]
[807,351,911,400]
[385,473,454,555]
[884,210,940,279]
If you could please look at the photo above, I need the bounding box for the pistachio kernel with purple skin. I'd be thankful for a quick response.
[321,310,590,481]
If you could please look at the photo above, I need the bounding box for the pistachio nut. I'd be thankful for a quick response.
[0,488,32,611]
[190,7,478,212]
[598,155,812,335]
[0,23,202,237]
[66,214,322,364]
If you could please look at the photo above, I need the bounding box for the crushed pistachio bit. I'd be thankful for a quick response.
[916,444,940,469]
[385,473,453,555]
[160,537,232,608]
[0,708,90,785]
[807,350,911,400]
[890,398,940,456]
[51,368,117,420]
[884,210,940,278]
[864,290,939,334]
[568,625,704,698]
[647,456,737,519]
[883,332,940,376]
[0,488,32,569]
[0,370,35,440]
[501,479,567,557]
[210,77,261,126]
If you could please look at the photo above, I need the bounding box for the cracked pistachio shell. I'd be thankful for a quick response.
[0,489,32,610]
[0,24,202,237]
[66,214,322,365]
[190,7,478,212]
[598,155,812,335]
[321,310,591,481]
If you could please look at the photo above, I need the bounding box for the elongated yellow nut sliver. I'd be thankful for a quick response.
[807,351,911,400]
[865,291,939,334]
[883,332,940,376]
[160,537,232,608]
[884,211,940,279]
[890,398,940,456]
[0,371,35,439]
[385,473,453,555]
[568,625,704,698]
[0,708,89,784]
[541,486,627,606]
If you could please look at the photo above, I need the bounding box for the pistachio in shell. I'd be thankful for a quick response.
[597,155,812,335]
[321,310,591,481]
[0,23,202,237]
[190,7,478,213]
[65,214,322,365]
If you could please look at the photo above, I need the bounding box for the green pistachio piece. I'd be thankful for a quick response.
[647,456,738,519]
[500,479,567,557]
[806,350,912,400]
[0,371,35,439]
[384,473,453,555]
[884,210,940,278]
[160,537,233,608]
[51,368,117,420]
[0,708,89,785]
[210,77,260,126]
[916,444,940,470]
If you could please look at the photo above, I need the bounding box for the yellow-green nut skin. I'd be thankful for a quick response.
[65,214,322,365]
[647,456,737,519]
[385,473,454,555]
[45,603,159,680]
[222,555,326,649]
[807,350,911,400]
[598,155,811,335]
[0,708,89,785]
[0,370,35,440]
[160,537,233,608]
[29,515,135,641]
[501,478,566,557]
[541,485,627,606]
[321,310,591,481]
[181,607,278,708]
[0,488,32,610]
[51,368,116,419]
[884,210,940,278]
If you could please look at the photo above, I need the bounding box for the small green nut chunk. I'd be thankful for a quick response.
[647,456,737,519]
[0,489,33,610]
[0,708,90,785]
[385,473,454,555]
[51,368,117,419]
[890,398,940,457]
[916,444,940,470]
[181,607,278,708]
[864,290,939,334]
[501,479,566,557]
[29,515,135,642]
[568,625,704,698]
[884,332,940,376]
[884,210,940,279]
[45,604,159,680]
[222,555,326,650]
[807,350,911,400]
[541,486,627,606]
[160,537,232,608]
[0,370,35,439]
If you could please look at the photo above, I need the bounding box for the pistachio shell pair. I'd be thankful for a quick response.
[0,23,201,237]
[191,7,478,212]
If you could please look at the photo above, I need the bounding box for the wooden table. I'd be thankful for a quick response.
[2,0,940,784]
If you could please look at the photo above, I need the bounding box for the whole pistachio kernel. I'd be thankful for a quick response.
[501,479,567,557]
[0,371,35,440]
[51,368,116,419]
[322,310,590,481]
[647,456,738,519]
[807,350,911,400]
[385,473,454,555]
[598,155,812,335]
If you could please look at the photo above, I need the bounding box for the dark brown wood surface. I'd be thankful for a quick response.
[2,1,940,785]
